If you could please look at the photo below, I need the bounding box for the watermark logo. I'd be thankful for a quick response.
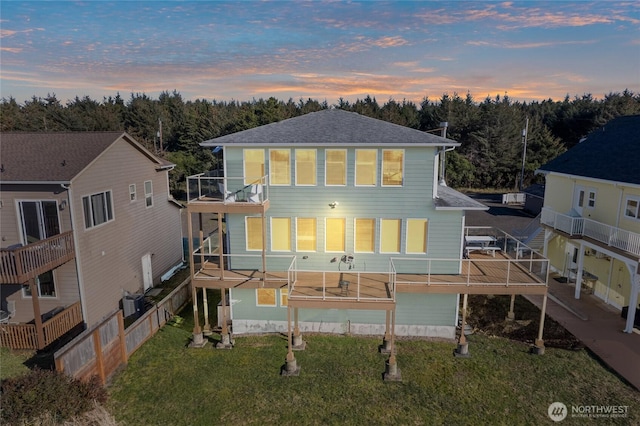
[548,402,568,422]
[548,402,629,421]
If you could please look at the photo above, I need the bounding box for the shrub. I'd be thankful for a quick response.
[0,369,107,425]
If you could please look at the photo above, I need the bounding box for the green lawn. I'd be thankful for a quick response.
[108,324,640,425]
[0,347,32,380]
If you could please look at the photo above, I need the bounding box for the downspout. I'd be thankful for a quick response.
[61,183,89,328]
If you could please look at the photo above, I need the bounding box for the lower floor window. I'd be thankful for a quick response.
[23,270,56,297]
[256,288,277,306]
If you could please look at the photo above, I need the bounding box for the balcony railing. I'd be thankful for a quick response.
[187,173,269,205]
[541,207,640,257]
[0,231,75,284]
[0,301,83,350]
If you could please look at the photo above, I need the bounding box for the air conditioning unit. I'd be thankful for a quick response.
[123,294,145,318]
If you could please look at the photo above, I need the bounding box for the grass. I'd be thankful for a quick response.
[0,347,33,380]
[107,296,640,425]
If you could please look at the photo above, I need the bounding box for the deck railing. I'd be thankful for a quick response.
[186,173,269,204]
[0,301,83,350]
[0,231,75,284]
[541,207,640,257]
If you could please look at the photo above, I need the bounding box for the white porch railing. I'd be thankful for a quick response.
[186,173,269,204]
[541,207,640,257]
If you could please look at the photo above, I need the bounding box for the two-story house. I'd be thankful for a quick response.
[538,115,640,333]
[0,132,184,350]
[185,109,550,376]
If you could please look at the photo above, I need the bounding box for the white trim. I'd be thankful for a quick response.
[270,217,291,252]
[255,288,277,307]
[243,148,265,186]
[16,199,61,245]
[324,217,346,253]
[244,216,263,252]
[623,195,640,221]
[354,149,378,187]
[405,218,429,254]
[379,218,402,254]
[535,170,640,190]
[353,217,376,253]
[22,269,58,299]
[279,288,288,307]
[268,148,291,186]
[381,149,404,187]
[295,217,317,252]
[144,180,153,208]
[129,183,137,202]
[81,189,115,230]
[324,149,347,186]
[294,148,317,186]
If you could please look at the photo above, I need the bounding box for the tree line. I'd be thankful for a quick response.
[1,90,639,194]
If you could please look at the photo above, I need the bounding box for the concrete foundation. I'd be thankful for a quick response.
[291,334,306,351]
[189,332,207,348]
[215,333,234,349]
[379,338,393,354]
[383,359,402,382]
[281,355,301,376]
[454,342,470,358]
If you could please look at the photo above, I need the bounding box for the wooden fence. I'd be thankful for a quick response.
[54,278,191,384]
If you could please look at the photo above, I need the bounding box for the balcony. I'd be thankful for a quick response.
[541,207,640,258]
[186,173,270,214]
[0,301,83,350]
[188,228,548,310]
[0,231,75,284]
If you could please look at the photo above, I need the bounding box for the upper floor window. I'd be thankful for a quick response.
[625,197,640,220]
[245,216,263,251]
[326,217,346,252]
[296,218,317,252]
[406,219,428,254]
[325,150,346,186]
[270,149,291,185]
[382,150,404,186]
[354,218,375,252]
[295,149,316,186]
[129,184,136,202]
[577,188,596,208]
[355,150,377,186]
[83,190,113,229]
[271,217,291,251]
[244,149,265,185]
[380,218,401,253]
[144,180,153,208]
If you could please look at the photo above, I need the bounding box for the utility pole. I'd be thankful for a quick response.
[157,119,163,154]
[519,117,529,192]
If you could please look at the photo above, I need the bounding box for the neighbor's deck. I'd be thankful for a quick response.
[192,252,548,310]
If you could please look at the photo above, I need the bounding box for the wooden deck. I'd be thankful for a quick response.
[192,252,548,310]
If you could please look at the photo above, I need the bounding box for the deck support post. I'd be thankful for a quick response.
[188,211,205,348]
[282,305,300,376]
[29,278,46,350]
[216,289,233,349]
[454,294,470,358]
[380,309,392,354]
[532,292,547,355]
[383,308,401,381]
[202,288,211,335]
[292,307,305,350]
[506,294,516,321]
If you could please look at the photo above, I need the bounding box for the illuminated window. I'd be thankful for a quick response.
[296,149,316,185]
[382,150,403,186]
[296,218,317,252]
[406,219,428,254]
[280,289,288,307]
[246,217,263,251]
[355,150,377,186]
[355,218,375,253]
[380,219,401,253]
[271,217,291,251]
[326,218,346,252]
[244,149,265,185]
[270,149,291,185]
[256,288,277,306]
[325,150,346,186]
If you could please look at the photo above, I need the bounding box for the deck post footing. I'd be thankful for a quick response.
[291,334,306,351]
[216,333,234,349]
[454,342,470,358]
[189,332,207,348]
[383,358,402,382]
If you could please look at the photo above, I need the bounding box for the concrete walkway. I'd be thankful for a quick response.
[525,277,640,391]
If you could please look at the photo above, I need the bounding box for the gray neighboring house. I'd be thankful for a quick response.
[0,132,183,349]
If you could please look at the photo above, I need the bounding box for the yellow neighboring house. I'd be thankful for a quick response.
[537,115,640,333]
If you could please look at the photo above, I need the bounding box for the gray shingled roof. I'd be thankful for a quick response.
[434,185,489,210]
[201,109,459,147]
[0,132,161,183]
[537,115,640,185]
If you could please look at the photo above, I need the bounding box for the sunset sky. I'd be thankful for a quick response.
[1,1,638,105]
